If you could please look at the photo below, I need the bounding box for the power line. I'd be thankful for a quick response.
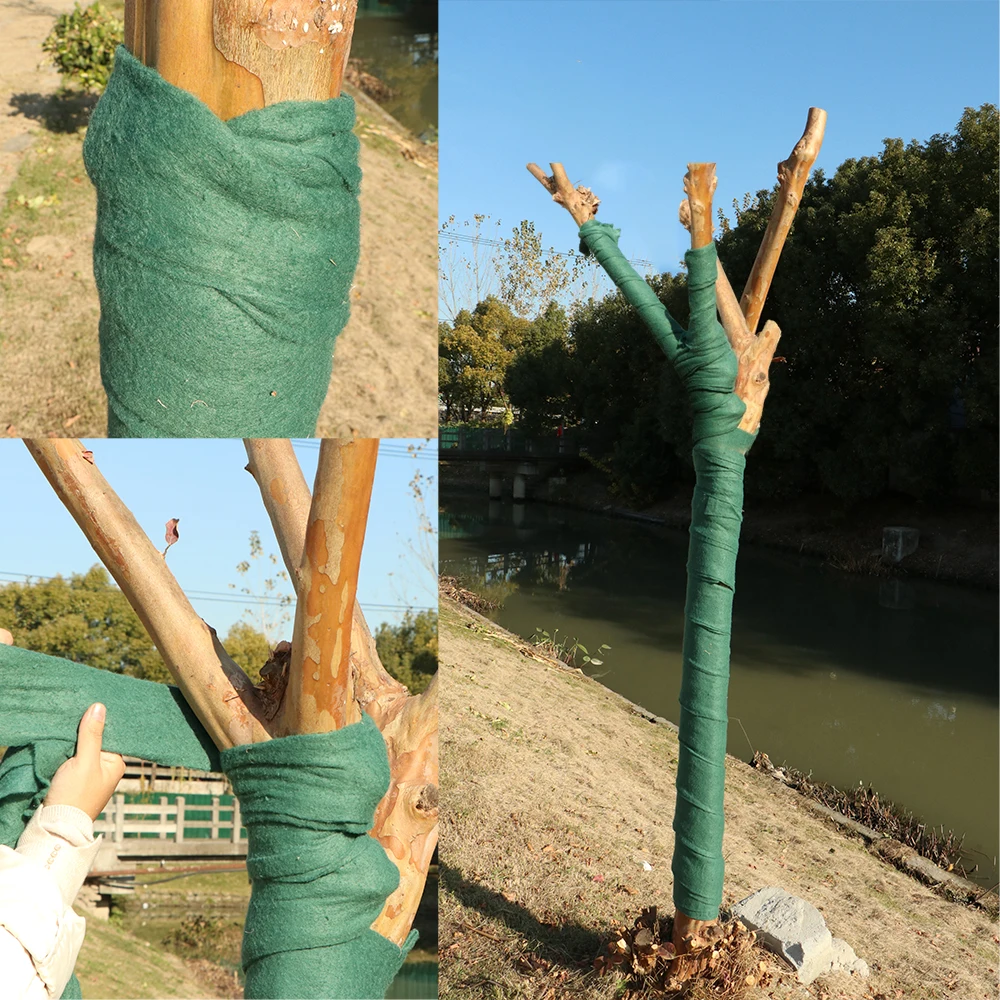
[0,572,434,614]
[291,440,437,459]
[439,228,654,270]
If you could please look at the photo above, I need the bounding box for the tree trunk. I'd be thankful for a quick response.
[124,0,358,118]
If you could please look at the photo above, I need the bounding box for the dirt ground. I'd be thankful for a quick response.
[0,0,436,438]
[438,596,1000,1000]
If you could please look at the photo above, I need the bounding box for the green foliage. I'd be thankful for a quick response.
[714,103,998,502]
[223,621,271,685]
[530,626,610,670]
[374,610,437,694]
[447,106,998,505]
[0,566,169,682]
[42,2,123,93]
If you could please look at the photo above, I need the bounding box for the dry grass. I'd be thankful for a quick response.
[439,597,1000,1000]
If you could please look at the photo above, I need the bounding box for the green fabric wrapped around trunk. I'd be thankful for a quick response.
[83,46,361,438]
[0,645,412,998]
[579,221,756,922]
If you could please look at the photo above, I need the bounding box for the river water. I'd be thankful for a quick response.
[353,6,437,138]
[440,490,1000,886]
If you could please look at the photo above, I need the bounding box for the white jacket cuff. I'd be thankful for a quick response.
[16,805,102,909]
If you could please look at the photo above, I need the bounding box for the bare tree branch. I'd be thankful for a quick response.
[740,107,827,334]
[24,438,268,749]
[279,438,379,736]
[527,161,600,226]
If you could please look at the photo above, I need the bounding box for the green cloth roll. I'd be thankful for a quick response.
[579,222,756,922]
[83,46,361,437]
[0,645,412,997]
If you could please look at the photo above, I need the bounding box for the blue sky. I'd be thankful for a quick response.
[440,0,999,307]
[0,439,436,640]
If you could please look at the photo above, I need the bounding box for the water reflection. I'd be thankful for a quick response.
[441,490,1000,884]
[353,6,438,137]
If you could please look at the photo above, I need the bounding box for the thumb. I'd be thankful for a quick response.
[75,703,107,760]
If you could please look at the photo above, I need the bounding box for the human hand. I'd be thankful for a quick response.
[44,703,126,821]
[0,628,12,646]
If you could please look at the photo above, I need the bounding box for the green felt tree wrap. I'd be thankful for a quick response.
[222,716,415,999]
[579,221,758,921]
[0,646,412,998]
[83,46,361,438]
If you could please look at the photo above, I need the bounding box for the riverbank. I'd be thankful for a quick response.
[439,594,999,999]
[439,462,998,590]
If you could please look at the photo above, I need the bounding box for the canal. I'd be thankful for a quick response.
[440,489,1000,887]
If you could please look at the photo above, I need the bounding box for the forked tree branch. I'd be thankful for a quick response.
[24,439,268,749]
[242,439,410,725]
[280,438,379,736]
[241,437,437,947]
[740,107,827,335]
[527,162,600,226]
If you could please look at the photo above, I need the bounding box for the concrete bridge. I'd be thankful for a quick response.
[440,425,585,501]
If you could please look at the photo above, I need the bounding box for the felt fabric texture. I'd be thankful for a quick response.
[580,222,756,922]
[0,645,411,998]
[83,46,361,438]
[223,717,415,998]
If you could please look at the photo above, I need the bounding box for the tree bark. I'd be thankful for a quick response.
[280,438,378,736]
[740,107,827,335]
[124,0,358,119]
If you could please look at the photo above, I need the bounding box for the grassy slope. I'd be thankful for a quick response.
[75,917,229,999]
[438,597,999,1000]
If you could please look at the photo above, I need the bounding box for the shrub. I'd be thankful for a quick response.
[42,2,123,93]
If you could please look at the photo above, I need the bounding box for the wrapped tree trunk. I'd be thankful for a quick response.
[528,107,825,964]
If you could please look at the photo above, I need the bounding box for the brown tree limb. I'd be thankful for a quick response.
[124,0,358,120]
[279,438,378,736]
[370,670,438,946]
[527,162,600,226]
[242,439,410,726]
[682,163,717,250]
[740,107,827,334]
[24,439,268,749]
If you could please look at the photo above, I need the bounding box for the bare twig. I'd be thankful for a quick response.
[682,163,717,250]
[280,438,379,735]
[740,107,827,334]
[25,439,267,749]
[527,162,600,226]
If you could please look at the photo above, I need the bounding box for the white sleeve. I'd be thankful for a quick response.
[0,805,102,999]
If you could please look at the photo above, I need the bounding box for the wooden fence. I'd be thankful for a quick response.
[94,794,248,858]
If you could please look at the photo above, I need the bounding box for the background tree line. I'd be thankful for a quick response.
[0,568,437,695]
[439,105,998,504]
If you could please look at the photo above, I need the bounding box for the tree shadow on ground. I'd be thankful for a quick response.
[440,860,604,973]
[9,90,99,134]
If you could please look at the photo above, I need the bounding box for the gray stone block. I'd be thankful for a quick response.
[882,525,920,563]
[733,886,868,985]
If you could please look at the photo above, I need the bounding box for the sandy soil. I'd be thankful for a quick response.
[439,595,999,1000]
[0,0,437,438]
